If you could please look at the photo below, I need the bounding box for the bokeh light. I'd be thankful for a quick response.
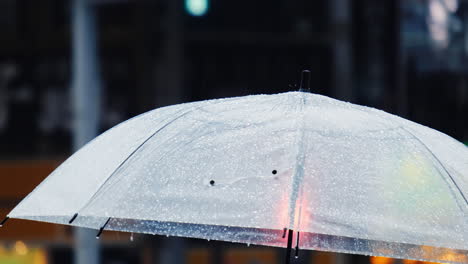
[185,0,209,16]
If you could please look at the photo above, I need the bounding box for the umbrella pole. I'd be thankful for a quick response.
[285,229,294,264]
[71,0,101,263]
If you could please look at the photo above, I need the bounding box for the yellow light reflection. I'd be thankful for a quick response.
[33,249,48,264]
[411,245,468,264]
[14,240,28,255]
[395,152,453,214]
[0,246,47,264]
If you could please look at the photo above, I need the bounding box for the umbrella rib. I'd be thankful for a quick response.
[69,106,202,222]
[401,127,468,208]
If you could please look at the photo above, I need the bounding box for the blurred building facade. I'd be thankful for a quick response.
[0,0,467,263]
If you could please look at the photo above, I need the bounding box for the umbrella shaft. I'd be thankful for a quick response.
[285,229,294,264]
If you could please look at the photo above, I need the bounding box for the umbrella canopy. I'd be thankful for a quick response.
[3,83,468,263]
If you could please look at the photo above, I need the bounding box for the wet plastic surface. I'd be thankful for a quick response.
[9,92,468,263]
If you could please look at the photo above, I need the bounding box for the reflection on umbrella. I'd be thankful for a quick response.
[2,71,467,263]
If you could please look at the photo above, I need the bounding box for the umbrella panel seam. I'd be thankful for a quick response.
[70,105,206,220]
[71,98,254,221]
[400,127,468,211]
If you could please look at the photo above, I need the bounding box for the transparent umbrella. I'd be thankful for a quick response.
[2,71,467,263]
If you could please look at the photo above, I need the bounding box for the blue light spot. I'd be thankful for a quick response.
[185,0,209,17]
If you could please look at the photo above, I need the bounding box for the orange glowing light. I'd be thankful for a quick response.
[293,194,312,231]
[370,256,395,264]
[402,260,420,264]
[275,185,313,237]
[276,192,290,228]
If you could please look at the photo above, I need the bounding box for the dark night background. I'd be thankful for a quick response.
[0,0,466,264]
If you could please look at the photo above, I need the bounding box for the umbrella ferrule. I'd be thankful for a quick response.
[298,70,311,93]
[0,216,9,227]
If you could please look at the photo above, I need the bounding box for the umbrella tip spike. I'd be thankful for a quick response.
[299,70,311,93]
[96,217,111,239]
[0,217,9,227]
[69,213,78,224]
[96,229,103,239]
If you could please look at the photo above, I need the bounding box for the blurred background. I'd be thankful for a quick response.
[0,0,467,263]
